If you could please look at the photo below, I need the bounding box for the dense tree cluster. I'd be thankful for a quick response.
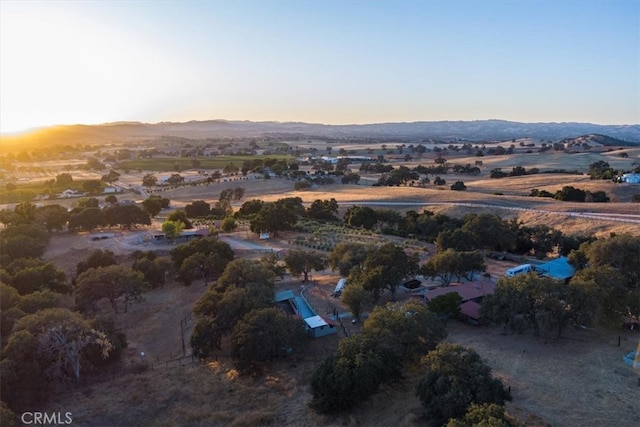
[376,165,419,186]
[334,243,418,306]
[142,173,158,187]
[306,198,339,222]
[530,185,610,202]
[416,343,511,425]
[1,221,126,416]
[2,258,69,295]
[190,257,305,372]
[0,223,50,265]
[359,162,393,173]
[76,265,148,314]
[588,160,617,180]
[283,250,326,282]
[340,172,361,184]
[421,249,485,286]
[132,250,172,289]
[1,308,115,410]
[344,205,378,229]
[482,234,639,334]
[327,242,374,276]
[310,301,446,414]
[569,234,639,325]
[184,200,211,218]
[170,237,234,286]
[450,180,467,191]
[142,194,171,217]
[239,157,294,176]
[490,166,539,178]
[237,197,304,237]
[166,209,192,229]
[102,204,150,228]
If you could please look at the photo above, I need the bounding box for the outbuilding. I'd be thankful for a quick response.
[620,173,640,184]
[304,315,338,338]
[536,257,575,282]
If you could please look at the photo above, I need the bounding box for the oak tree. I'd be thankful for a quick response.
[416,343,511,425]
[284,250,326,282]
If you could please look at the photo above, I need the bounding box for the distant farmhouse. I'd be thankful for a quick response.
[620,173,640,184]
[103,186,118,194]
[58,189,84,198]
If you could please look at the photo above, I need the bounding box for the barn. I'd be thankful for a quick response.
[274,290,337,338]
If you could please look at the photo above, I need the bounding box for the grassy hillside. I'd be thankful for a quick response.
[559,133,639,147]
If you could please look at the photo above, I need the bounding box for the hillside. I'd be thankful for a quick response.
[1,120,639,149]
[559,133,637,148]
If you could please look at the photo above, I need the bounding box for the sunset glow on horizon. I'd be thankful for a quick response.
[1,0,638,134]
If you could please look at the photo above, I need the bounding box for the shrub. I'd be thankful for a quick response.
[294,181,311,191]
[450,181,466,191]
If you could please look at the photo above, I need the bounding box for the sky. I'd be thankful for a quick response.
[1,0,638,133]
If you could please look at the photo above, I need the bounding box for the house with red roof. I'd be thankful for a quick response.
[412,280,496,324]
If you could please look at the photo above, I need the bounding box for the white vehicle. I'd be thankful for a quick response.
[506,264,534,277]
[332,278,347,297]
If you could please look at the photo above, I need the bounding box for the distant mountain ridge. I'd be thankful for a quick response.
[2,119,639,146]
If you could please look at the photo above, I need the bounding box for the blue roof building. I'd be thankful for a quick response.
[537,257,575,281]
[274,289,337,338]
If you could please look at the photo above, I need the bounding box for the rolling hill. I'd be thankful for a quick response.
[558,133,638,147]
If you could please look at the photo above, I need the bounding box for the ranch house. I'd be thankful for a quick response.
[412,280,496,324]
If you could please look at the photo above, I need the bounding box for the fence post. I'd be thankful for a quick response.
[181,322,186,356]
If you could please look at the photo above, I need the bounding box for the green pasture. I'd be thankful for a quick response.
[119,155,294,172]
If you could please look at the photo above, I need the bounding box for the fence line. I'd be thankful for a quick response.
[328,303,351,338]
[151,355,198,370]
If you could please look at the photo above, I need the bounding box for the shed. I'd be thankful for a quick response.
[275,290,295,303]
[304,315,337,338]
[275,290,337,338]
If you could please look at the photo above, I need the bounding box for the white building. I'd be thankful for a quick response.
[59,189,83,198]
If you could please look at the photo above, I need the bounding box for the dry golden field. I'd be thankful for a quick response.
[44,267,640,427]
[14,146,640,426]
